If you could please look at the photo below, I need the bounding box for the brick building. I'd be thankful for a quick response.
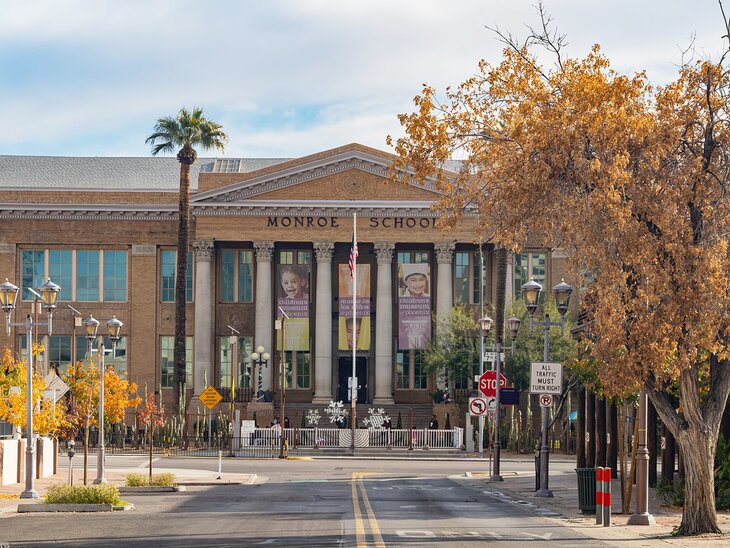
[0,143,566,421]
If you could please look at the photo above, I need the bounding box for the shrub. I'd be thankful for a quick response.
[126,473,150,487]
[151,473,177,487]
[125,472,177,487]
[45,484,123,505]
[656,478,684,507]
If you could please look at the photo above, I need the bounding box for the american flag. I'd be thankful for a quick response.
[348,234,358,278]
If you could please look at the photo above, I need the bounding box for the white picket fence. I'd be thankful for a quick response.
[242,427,463,449]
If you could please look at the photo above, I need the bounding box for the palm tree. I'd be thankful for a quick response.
[146,107,228,417]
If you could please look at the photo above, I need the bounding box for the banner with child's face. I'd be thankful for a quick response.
[397,262,431,350]
[276,264,310,351]
[338,264,371,351]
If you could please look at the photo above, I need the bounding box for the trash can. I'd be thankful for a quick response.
[576,468,596,514]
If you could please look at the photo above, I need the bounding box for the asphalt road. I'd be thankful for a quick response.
[0,456,606,547]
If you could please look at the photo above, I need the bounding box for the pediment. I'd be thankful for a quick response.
[191,144,445,207]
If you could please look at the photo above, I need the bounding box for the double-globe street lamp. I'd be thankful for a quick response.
[479,314,521,481]
[83,314,123,484]
[250,346,270,402]
[521,277,573,498]
[0,277,61,499]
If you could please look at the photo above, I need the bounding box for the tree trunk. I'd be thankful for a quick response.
[173,149,194,418]
[648,376,728,535]
[648,399,657,487]
[608,401,618,479]
[674,430,721,535]
[662,423,676,483]
[494,247,507,346]
[596,396,606,467]
[586,390,595,467]
[576,386,586,468]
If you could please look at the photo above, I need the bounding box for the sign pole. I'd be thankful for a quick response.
[538,313,553,497]
[492,341,503,481]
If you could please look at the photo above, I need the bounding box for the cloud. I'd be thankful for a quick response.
[0,1,725,157]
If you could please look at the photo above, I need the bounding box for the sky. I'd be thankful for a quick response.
[0,1,725,159]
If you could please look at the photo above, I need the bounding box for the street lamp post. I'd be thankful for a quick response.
[276,308,288,459]
[250,346,270,402]
[628,388,656,525]
[521,278,573,498]
[83,314,123,485]
[0,277,61,499]
[480,314,521,481]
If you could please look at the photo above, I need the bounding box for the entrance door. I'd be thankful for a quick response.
[338,357,367,403]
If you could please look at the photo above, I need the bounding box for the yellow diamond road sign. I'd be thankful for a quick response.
[198,386,223,410]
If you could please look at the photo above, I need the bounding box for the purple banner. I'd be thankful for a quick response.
[397,263,431,349]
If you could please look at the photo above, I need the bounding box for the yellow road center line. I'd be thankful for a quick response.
[358,475,386,548]
[351,472,367,547]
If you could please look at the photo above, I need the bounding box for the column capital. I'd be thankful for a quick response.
[374,242,395,264]
[254,241,275,262]
[314,242,335,262]
[434,242,455,264]
[193,240,214,261]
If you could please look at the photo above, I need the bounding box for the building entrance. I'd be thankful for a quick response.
[338,357,367,403]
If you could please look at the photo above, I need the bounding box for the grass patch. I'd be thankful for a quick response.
[45,483,123,505]
[125,472,177,487]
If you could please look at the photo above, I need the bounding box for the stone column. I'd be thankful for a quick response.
[313,242,334,403]
[434,243,455,332]
[373,243,395,404]
[254,241,274,391]
[192,240,214,394]
[434,243,454,391]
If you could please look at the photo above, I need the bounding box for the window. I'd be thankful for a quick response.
[396,350,427,390]
[160,336,193,388]
[49,250,73,301]
[103,251,127,302]
[22,248,127,303]
[454,251,485,305]
[102,336,127,376]
[48,336,73,375]
[396,351,409,389]
[278,250,311,266]
[397,251,429,265]
[514,252,547,300]
[219,250,254,303]
[18,336,45,369]
[219,336,253,389]
[76,250,100,301]
[283,351,310,389]
[21,250,45,300]
[161,250,193,302]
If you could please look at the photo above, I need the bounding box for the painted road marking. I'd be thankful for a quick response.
[351,472,385,548]
[351,473,366,547]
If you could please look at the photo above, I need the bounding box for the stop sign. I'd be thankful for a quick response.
[479,371,507,398]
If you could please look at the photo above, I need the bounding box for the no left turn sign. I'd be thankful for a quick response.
[539,394,553,408]
[469,397,488,416]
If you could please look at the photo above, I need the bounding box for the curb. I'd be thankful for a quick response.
[17,503,135,513]
[118,486,186,494]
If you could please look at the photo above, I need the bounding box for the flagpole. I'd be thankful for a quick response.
[351,212,357,450]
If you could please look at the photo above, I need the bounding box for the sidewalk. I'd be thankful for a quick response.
[478,451,730,545]
[0,467,257,515]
